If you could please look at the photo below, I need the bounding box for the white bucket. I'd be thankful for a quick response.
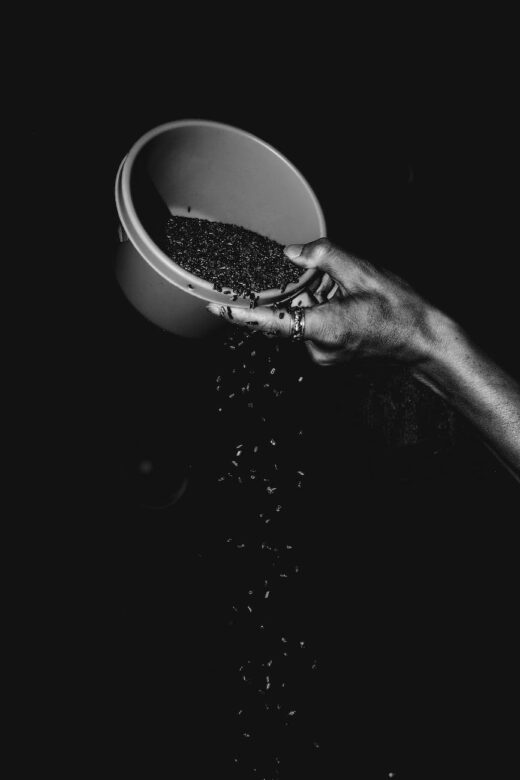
[115,120,326,337]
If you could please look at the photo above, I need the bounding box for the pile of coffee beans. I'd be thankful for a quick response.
[163,216,301,303]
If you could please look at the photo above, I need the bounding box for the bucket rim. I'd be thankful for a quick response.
[115,119,327,306]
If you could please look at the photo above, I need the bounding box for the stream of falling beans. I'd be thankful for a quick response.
[212,320,321,779]
[209,321,398,779]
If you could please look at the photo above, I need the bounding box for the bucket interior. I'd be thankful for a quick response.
[129,124,324,254]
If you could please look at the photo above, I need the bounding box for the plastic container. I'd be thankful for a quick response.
[115,120,326,337]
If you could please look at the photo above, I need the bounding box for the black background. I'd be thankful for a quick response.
[22,16,519,778]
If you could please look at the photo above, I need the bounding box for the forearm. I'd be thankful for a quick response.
[413,308,520,479]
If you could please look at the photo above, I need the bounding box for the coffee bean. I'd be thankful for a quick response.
[163,215,301,300]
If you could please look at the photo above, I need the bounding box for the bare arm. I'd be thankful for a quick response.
[413,309,520,478]
[208,239,520,480]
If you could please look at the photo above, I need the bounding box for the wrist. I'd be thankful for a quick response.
[411,306,468,395]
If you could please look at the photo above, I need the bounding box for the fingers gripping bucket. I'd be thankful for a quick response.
[114,120,326,337]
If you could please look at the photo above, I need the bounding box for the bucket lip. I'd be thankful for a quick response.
[115,118,327,305]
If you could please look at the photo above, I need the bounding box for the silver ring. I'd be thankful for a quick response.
[290,306,306,341]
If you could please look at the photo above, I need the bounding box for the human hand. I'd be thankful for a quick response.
[207,238,437,368]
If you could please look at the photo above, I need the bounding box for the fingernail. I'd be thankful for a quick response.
[284,244,303,260]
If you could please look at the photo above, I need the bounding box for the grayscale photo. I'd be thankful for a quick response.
[25,14,519,779]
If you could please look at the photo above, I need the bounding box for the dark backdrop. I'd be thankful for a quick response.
[24,25,519,779]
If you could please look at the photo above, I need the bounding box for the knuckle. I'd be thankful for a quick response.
[315,356,331,367]
[315,237,332,251]
[313,353,334,367]
[306,344,328,365]
[303,237,332,262]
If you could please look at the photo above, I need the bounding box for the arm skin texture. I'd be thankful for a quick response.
[208,238,520,483]
[413,307,520,482]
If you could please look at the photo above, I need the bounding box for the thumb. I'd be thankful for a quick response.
[284,238,346,285]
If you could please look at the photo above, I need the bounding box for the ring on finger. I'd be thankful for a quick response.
[289,306,306,341]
